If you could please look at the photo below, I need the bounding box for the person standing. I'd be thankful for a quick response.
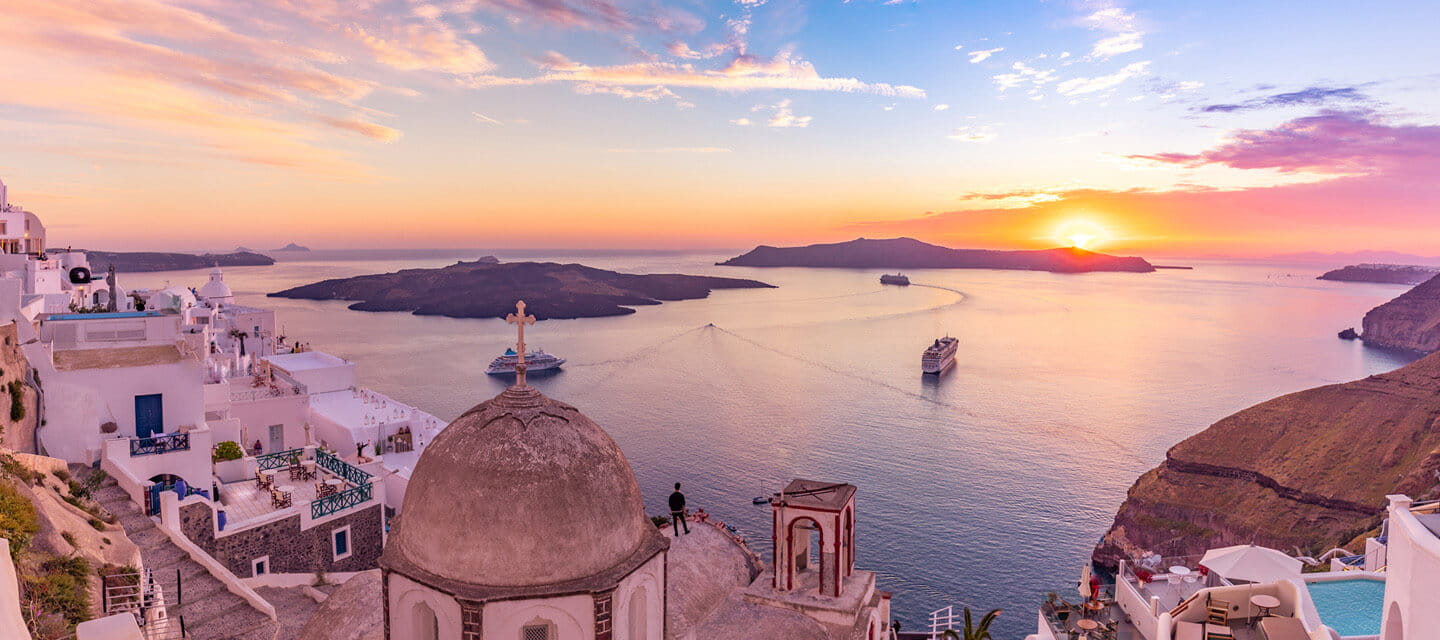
[669,482,690,536]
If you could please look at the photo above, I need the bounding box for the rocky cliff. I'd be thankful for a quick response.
[1094,351,1440,566]
[270,260,775,320]
[1361,273,1440,353]
[0,323,38,454]
[1319,264,1440,285]
[718,237,1156,273]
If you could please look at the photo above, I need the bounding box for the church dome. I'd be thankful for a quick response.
[197,266,233,301]
[385,384,660,591]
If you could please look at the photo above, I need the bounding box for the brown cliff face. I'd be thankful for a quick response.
[1094,352,1440,567]
[1362,273,1440,353]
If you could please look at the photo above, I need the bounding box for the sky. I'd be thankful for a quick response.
[0,0,1437,255]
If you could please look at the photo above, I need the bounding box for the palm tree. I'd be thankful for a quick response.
[940,608,1002,640]
[228,329,249,357]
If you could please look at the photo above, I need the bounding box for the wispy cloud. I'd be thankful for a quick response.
[735,99,814,128]
[968,47,1004,63]
[949,125,996,142]
[1198,86,1370,113]
[605,147,732,153]
[1057,61,1151,95]
[472,112,505,125]
[1080,4,1144,59]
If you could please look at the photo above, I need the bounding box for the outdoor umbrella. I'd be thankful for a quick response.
[1199,545,1302,584]
[1079,563,1094,601]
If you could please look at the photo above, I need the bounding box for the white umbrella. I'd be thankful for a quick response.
[1200,545,1302,584]
[1079,563,1094,601]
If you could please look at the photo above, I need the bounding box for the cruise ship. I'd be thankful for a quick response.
[921,336,958,374]
[880,273,910,286]
[486,347,566,375]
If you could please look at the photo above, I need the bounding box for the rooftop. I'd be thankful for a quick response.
[54,345,183,371]
[776,479,856,511]
[264,351,350,373]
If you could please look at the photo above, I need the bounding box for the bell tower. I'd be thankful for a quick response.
[771,479,857,598]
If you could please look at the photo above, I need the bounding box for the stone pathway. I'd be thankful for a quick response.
[94,479,279,640]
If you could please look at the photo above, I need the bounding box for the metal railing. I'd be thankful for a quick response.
[255,448,303,470]
[311,482,373,519]
[130,433,190,457]
[315,449,372,486]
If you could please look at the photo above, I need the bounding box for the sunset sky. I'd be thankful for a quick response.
[1,0,1437,255]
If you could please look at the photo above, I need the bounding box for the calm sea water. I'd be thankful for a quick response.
[124,251,1417,636]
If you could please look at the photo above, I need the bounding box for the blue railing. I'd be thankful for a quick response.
[130,433,190,457]
[311,482,373,519]
[255,448,303,470]
[315,449,372,486]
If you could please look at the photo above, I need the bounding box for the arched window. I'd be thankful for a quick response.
[521,618,554,640]
[413,601,439,640]
[628,587,648,640]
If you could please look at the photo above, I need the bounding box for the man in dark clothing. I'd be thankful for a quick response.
[669,482,690,536]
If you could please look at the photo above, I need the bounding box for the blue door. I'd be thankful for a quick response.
[134,394,163,438]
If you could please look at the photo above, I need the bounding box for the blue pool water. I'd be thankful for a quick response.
[1307,578,1385,636]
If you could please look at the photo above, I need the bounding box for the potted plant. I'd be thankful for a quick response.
[213,440,248,482]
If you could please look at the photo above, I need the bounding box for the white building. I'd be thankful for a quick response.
[1377,495,1440,640]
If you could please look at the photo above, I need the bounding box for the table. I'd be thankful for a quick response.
[1169,566,1191,576]
[1075,618,1099,637]
[1083,601,1106,614]
[275,485,294,494]
[1250,594,1280,618]
[301,461,316,470]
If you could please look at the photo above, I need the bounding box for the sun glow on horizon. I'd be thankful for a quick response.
[1054,219,1111,251]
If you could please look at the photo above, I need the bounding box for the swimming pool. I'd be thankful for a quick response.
[1306,578,1385,637]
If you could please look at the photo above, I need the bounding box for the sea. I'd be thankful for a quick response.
[123,250,1419,637]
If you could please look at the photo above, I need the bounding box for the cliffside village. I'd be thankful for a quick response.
[0,176,1436,640]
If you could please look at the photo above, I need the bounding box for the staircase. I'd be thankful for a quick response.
[95,481,279,640]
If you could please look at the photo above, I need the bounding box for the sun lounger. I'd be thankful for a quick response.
[1258,617,1308,640]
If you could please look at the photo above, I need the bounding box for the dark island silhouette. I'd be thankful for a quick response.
[718,237,1155,273]
[269,259,775,320]
[69,250,275,273]
[1318,263,1440,285]
[273,242,311,252]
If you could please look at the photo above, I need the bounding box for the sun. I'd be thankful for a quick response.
[1054,220,1110,251]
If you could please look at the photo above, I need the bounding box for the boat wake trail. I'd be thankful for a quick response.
[705,324,1149,466]
[568,324,711,369]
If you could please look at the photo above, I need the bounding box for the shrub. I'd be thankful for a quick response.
[25,555,92,625]
[8,380,25,422]
[59,532,76,548]
[649,515,671,528]
[51,470,69,483]
[87,518,105,531]
[213,441,244,462]
[0,481,39,552]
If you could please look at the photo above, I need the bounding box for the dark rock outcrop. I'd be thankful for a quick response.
[718,237,1154,273]
[269,260,775,320]
[1319,264,1440,285]
[78,250,275,273]
[1338,328,1359,340]
[1094,352,1440,567]
[1361,273,1440,353]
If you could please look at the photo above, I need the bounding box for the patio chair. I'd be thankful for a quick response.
[1203,623,1234,640]
[1206,596,1230,625]
[255,470,271,490]
[288,465,304,480]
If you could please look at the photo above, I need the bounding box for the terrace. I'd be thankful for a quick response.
[218,447,375,527]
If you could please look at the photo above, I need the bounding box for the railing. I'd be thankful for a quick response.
[311,482,373,519]
[130,432,190,457]
[316,449,372,486]
[255,448,303,470]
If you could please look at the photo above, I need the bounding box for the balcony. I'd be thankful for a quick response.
[129,432,191,457]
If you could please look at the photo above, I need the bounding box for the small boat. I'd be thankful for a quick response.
[485,348,566,375]
[752,496,772,505]
[922,336,958,374]
[880,273,910,286]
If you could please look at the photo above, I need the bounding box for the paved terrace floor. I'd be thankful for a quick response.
[219,466,356,525]
[54,345,182,371]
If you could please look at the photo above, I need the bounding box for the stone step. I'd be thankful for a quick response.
[144,544,192,572]
[176,574,231,606]
[185,599,275,638]
[128,526,171,547]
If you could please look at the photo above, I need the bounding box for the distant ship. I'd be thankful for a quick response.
[486,348,566,375]
[922,337,958,374]
[880,273,910,286]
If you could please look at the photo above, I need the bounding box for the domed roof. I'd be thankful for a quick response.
[385,384,662,593]
[197,267,232,301]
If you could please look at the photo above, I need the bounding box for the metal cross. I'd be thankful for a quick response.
[505,300,536,385]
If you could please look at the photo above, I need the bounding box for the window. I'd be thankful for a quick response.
[252,557,268,577]
[628,588,647,640]
[413,602,439,640]
[522,623,552,640]
[332,526,351,560]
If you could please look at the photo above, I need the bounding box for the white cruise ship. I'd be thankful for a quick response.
[921,336,958,374]
[486,347,566,375]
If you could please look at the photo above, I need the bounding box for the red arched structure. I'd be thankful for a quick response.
[771,479,857,598]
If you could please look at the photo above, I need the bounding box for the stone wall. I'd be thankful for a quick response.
[179,501,384,577]
[0,322,37,453]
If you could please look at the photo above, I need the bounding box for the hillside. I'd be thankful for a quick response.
[1319,264,1440,285]
[1361,273,1440,353]
[79,250,275,273]
[1094,351,1440,566]
[269,260,775,320]
[717,237,1155,273]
